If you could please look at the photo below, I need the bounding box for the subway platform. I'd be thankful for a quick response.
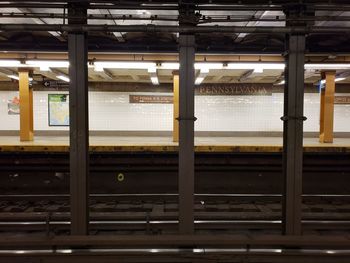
[0,135,349,153]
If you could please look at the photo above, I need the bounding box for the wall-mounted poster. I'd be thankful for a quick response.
[7,96,20,115]
[48,94,69,126]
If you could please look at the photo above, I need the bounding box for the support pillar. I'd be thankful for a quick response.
[282,33,306,236]
[173,71,179,142]
[178,34,195,234]
[319,71,336,143]
[19,69,33,141]
[68,4,89,235]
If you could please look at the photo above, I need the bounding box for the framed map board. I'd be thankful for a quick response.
[48,94,69,126]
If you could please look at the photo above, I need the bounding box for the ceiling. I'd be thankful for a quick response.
[0,1,350,84]
[0,1,350,53]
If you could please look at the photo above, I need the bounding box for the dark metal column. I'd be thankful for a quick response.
[282,5,308,236]
[178,34,195,234]
[68,4,89,235]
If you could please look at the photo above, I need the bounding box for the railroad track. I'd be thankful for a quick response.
[1,196,350,234]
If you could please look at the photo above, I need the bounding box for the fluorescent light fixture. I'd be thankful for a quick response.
[39,66,50,71]
[94,65,104,72]
[253,67,264,73]
[0,60,22,67]
[226,63,285,70]
[319,77,346,84]
[7,75,19,80]
[195,63,223,70]
[8,75,33,81]
[277,80,285,85]
[160,62,223,71]
[148,67,157,73]
[160,62,179,70]
[195,77,204,85]
[305,64,350,70]
[335,77,346,82]
[57,75,70,82]
[199,68,209,74]
[150,76,159,85]
[94,61,156,70]
[26,60,69,68]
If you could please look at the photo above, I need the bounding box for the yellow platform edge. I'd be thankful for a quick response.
[0,145,349,153]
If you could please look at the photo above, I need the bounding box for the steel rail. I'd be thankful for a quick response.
[0,24,350,33]
[1,193,350,198]
[1,234,350,247]
[1,219,349,226]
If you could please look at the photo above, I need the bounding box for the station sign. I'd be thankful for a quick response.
[43,80,69,88]
[335,96,350,104]
[197,84,272,96]
[129,95,173,104]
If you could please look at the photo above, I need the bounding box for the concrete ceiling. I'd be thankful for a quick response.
[0,4,349,53]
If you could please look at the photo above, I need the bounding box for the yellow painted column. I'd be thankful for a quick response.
[173,71,179,142]
[19,69,34,141]
[319,71,336,143]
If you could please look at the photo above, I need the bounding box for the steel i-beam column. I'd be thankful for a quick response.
[282,32,306,235]
[173,71,179,142]
[68,4,89,235]
[178,34,195,234]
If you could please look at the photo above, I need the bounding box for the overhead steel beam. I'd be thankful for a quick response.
[234,11,268,42]
[68,3,89,235]
[1,24,350,34]
[178,34,196,234]
[1,2,350,11]
[97,9,125,42]
[5,12,350,23]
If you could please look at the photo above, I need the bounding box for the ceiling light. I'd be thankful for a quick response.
[253,67,264,73]
[0,60,22,67]
[150,76,159,85]
[148,67,157,73]
[319,77,346,84]
[94,61,156,70]
[226,63,285,70]
[160,62,223,71]
[26,60,69,68]
[160,63,179,70]
[57,75,70,82]
[195,63,223,70]
[277,80,285,85]
[305,64,350,70]
[39,66,50,71]
[335,77,346,82]
[8,75,19,80]
[195,77,204,85]
[8,75,33,81]
[94,65,104,72]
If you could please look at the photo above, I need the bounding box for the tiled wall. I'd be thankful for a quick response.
[1,90,350,132]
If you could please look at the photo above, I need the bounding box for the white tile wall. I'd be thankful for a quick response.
[0,90,349,132]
